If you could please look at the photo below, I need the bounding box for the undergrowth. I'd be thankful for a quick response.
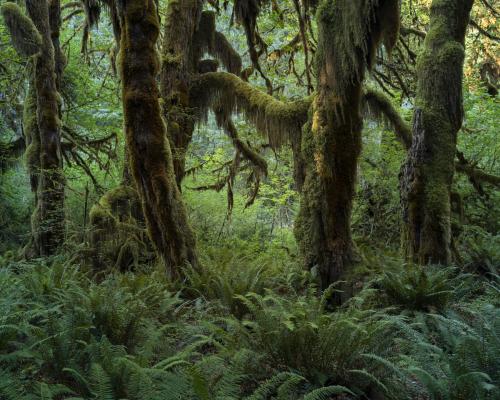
[0,247,498,400]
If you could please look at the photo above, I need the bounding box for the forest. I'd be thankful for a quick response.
[0,0,499,398]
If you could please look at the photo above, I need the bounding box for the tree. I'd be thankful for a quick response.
[294,0,400,289]
[118,0,198,277]
[1,1,65,257]
[400,0,474,265]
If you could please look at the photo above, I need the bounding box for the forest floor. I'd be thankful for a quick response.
[0,242,498,400]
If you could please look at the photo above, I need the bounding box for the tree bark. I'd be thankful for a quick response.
[119,0,198,278]
[160,0,204,186]
[26,0,65,256]
[400,0,474,265]
[295,0,400,290]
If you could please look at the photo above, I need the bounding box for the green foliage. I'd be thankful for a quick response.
[398,302,500,400]
[0,248,499,400]
[376,265,457,312]
[232,289,405,397]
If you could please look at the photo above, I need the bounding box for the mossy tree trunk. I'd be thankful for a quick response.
[400,0,474,265]
[26,0,65,256]
[160,0,204,186]
[295,0,400,290]
[119,0,198,277]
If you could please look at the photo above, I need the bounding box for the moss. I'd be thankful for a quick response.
[315,0,400,101]
[1,2,42,57]
[22,80,40,191]
[160,0,204,184]
[295,0,401,292]
[400,0,473,265]
[190,71,311,149]
[17,0,65,257]
[214,31,242,75]
[198,59,219,73]
[89,185,149,270]
[363,88,412,149]
[120,0,199,277]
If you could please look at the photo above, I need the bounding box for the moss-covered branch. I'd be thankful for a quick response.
[0,2,42,57]
[363,88,500,192]
[214,110,268,176]
[363,88,412,149]
[190,71,311,148]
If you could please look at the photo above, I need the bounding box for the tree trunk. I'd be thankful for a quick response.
[119,0,198,278]
[400,0,474,265]
[26,0,65,256]
[295,78,362,290]
[295,0,400,290]
[160,0,204,186]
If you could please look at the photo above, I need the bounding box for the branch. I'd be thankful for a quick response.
[363,88,412,149]
[190,71,311,149]
[469,19,500,42]
[362,89,500,192]
[214,109,268,176]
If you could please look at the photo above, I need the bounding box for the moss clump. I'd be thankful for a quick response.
[1,2,42,57]
[90,185,151,270]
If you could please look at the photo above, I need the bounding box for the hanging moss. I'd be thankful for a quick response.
[363,88,412,149]
[192,10,216,62]
[213,31,242,75]
[190,71,311,149]
[295,0,400,292]
[315,0,400,101]
[214,109,268,176]
[0,2,42,57]
[233,0,273,93]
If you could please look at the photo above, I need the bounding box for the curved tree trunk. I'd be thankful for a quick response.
[26,0,65,256]
[119,0,198,278]
[295,0,400,290]
[400,0,474,265]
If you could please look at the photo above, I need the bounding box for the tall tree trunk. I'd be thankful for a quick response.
[119,0,198,277]
[26,0,65,256]
[400,0,474,265]
[160,0,204,186]
[295,0,400,290]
